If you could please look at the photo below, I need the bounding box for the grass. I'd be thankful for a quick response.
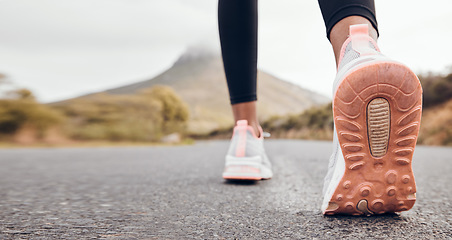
[0,86,191,146]
[417,99,452,146]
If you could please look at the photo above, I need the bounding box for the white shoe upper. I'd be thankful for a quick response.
[224,120,273,179]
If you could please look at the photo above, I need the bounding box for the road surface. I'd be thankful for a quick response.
[0,140,451,239]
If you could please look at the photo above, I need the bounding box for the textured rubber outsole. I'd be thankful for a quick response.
[367,98,390,157]
[325,61,422,215]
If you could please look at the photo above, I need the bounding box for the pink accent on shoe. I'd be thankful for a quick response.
[233,120,263,157]
[337,24,380,68]
[349,23,368,36]
[235,120,248,157]
[237,120,248,127]
[350,24,379,57]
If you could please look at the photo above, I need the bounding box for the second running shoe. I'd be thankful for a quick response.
[321,24,423,215]
[222,120,273,180]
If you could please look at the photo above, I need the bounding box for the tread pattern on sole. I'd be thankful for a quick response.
[326,62,422,215]
[367,98,390,157]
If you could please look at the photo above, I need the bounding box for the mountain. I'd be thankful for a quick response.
[65,46,329,134]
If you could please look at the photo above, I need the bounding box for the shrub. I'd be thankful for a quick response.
[139,85,189,134]
[0,89,64,137]
[419,72,452,108]
[258,103,334,140]
[53,85,189,142]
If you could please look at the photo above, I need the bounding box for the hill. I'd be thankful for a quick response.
[96,46,329,133]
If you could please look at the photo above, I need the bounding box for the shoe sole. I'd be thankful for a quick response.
[223,165,263,180]
[325,61,422,215]
[223,156,272,181]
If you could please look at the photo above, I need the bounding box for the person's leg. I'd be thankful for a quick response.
[319,1,422,215]
[218,0,260,135]
[218,0,273,181]
[318,0,379,66]
[330,16,378,66]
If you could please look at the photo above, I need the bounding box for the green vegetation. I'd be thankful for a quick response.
[0,89,64,139]
[142,86,190,133]
[416,71,452,145]
[418,98,452,146]
[419,72,452,108]
[197,103,334,140]
[261,103,334,140]
[53,85,189,142]
[0,85,189,144]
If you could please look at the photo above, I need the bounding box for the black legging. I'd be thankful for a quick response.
[218,0,378,105]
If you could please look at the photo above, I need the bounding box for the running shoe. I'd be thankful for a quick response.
[321,24,423,215]
[222,120,273,180]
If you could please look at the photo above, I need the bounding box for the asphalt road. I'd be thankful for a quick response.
[0,140,451,239]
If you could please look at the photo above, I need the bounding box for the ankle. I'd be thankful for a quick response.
[330,16,378,66]
[235,119,261,138]
[231,101,261,137]
[247,121,261,138]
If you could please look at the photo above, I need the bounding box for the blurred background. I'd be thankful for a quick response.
[0,0,451,146]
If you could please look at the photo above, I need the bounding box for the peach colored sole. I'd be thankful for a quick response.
[223,176,262,181]
[223,166,262,181]
[326,62,422,215]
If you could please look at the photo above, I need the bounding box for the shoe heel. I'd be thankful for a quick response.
[327,61,422,215]
[222,156,263,180]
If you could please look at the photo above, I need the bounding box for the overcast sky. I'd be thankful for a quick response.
[0,0,451,102]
